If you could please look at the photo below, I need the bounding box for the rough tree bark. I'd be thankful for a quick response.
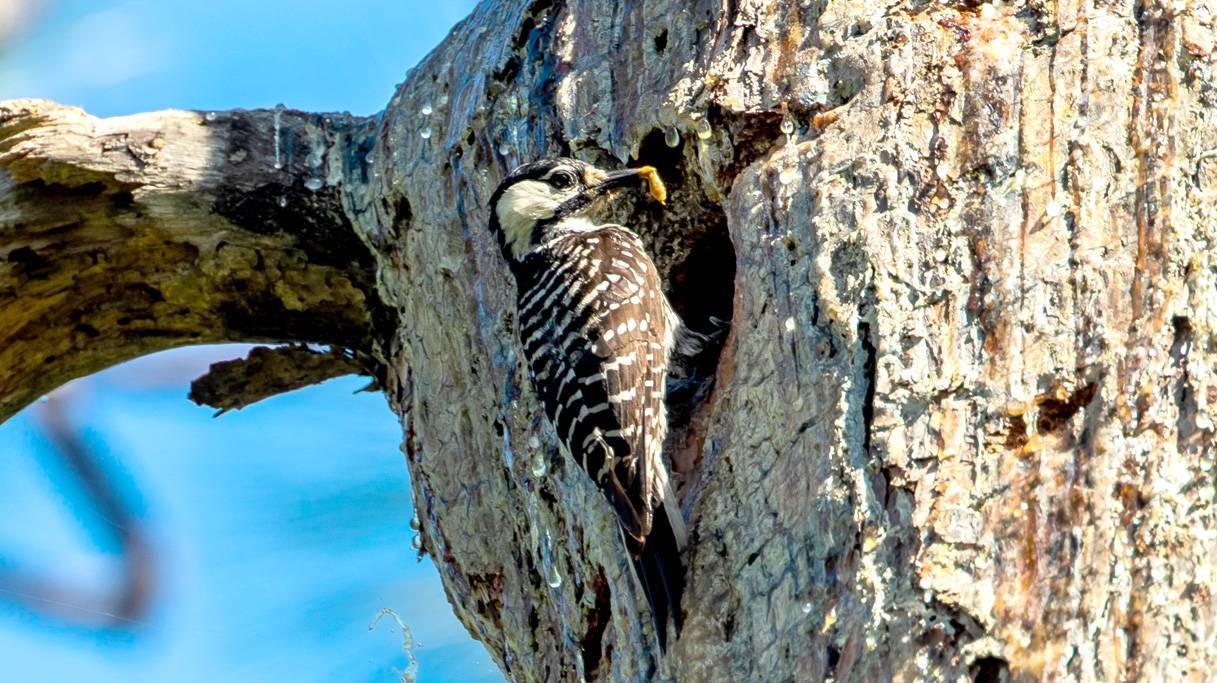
[2,0,1216,680]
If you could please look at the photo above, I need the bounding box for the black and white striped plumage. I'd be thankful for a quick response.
[489,158,688,645]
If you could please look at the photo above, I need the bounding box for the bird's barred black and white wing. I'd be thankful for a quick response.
[516,225,679,549]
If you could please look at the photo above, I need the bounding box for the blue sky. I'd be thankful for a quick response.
[0,1,499,681]
[0,0,476,116]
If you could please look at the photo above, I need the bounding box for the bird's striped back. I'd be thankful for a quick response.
[516,223,676,547]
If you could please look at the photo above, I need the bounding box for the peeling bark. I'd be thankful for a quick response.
[4,0,1217,680]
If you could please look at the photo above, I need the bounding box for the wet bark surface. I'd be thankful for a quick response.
[3,1,1216,680]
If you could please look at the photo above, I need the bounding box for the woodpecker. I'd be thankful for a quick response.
[489,157,691,647]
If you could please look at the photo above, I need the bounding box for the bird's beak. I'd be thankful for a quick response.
[590,166,667,205]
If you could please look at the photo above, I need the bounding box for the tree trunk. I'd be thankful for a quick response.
[2,1,1216,680]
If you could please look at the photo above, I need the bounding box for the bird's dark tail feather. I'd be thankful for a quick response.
[631,511,685,651]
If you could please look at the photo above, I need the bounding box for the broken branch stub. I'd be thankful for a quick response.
[188,345,368,414]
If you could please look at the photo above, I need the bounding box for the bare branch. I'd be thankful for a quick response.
[0,99,385,422]
[0,397,157,630]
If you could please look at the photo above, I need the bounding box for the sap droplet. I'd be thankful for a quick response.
[304,177,324,192]
[499,143,512,156]
[411,533,423,550]
[420,127,432,140]
[664,127,680,148]
[779,167,798,185]
[421,103,433,116]
[409,510,421,531]
[780,115,795,136]
[531,454,548,478]
[801,602,813,614]
[546,564,563,588]
[934,248,948,263]
[694,118,712,140]
[783,316,796,332]
[205,111,217,122]
[277,196,288,208]
[438,94,449,107]
[38,395,49,403]
[365,153,375,164]
[539,528,561,588]
[273,104,284,170]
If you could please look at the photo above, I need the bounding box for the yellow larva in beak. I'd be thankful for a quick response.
[636,165,667,205]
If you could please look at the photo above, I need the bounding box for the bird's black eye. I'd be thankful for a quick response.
[550,171,576,190]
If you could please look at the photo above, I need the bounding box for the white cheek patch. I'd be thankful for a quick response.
[496,180,568,260]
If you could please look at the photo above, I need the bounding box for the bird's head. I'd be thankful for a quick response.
[489,157,666,263]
